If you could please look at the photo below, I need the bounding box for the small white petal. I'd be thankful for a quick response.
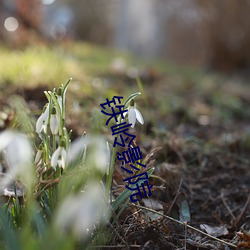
[44,104,50,118]
[60,148,67,169]
[50,114,59,135]
[135,108,144,125]
[51,147,61,168]
[36,113,45,133]
[122,111,128,119]
[41,121,48,133]
[93,138,110,172]
[57,96,63,112]
[51,147,67,169]
[36,104,50,133]
[128,107,136,128]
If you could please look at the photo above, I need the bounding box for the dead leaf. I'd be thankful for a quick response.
[237,231,250,248]
[200,224,229,237]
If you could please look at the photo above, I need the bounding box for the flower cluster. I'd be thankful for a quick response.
[35,80,71,181]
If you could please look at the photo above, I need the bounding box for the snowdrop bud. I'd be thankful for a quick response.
[57,87,63,111]
[36,103,50,134]
[127,99,144,128]
[54,182,109,240]
[50,106,59,135]
[35,143,43,164]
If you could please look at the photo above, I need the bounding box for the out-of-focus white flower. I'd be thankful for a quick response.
[51,144,67,169]
[36,103,50,133]
[124,99,144,128]
[67,135,110,173]
[0,130,33,190]
[54,182,109,240]
[92,137,110,172]
[50,106,59,135]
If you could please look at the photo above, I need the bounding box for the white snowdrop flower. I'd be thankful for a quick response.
[0,130,33,190]
[51,144,67,169]
[36,103,50,133]
[54,182,109,240]
[92,137,110,172]
[67,136,110,173]
[50,106,59,135]
[124,99,144,128]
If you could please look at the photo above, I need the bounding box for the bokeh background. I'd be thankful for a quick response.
[0,1,250,249]
[2,0,250,72]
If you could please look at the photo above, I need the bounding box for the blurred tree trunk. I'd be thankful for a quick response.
[15,0,42,45]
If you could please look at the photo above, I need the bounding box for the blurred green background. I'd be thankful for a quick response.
[1,0,250,135]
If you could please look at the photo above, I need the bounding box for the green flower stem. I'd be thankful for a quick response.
[45,98,53,164]
[52,134,56,152]
[106,116,122,200]
[61,78,71,126]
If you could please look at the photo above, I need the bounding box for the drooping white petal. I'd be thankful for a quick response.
[50,114,59,135]
[36,104,50,134]
[57,96,63,112]
[128,107,137,128]
[135,108,144,125]
[93,138,110,172]
[122,110,128,119]
[51,147,67,169]
[59,148,67,169]
[51,147,61,168]
[36,113,45,133]
[41,121,48,133]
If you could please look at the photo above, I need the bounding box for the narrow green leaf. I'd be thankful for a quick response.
[123,92,141,108]
[0,208,21,250]
[179,199,191,222]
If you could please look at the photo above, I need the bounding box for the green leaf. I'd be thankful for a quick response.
[0,207,21,250]
[123,92,141,108]
[179,199,191,222]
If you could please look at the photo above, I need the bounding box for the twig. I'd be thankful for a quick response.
[166,178,183,215]
[221,190,236,221]
[184,221,187,250]
[233,192,250,227]
[130,203,237,249]
[89,244,141,248]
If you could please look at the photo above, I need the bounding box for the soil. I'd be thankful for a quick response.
[1,70,250,250]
